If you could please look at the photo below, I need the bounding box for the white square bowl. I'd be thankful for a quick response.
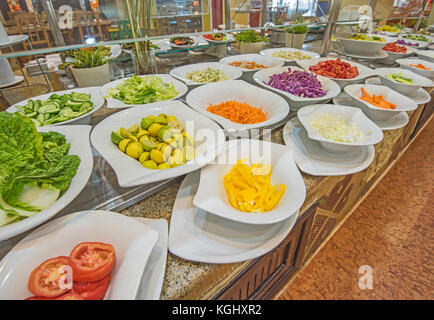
[414,49,434,63]
[374,67,433,95]
[219,54,284,72]
[7,87,104,126]
[337,35,394,55]
[100,74,188,109]
[297,104,383,153]
[296,57,374,89]
[193,139,306,225]
[0,125,93,241]
[396,58,434,79]
[169,62,243,86]
[253,66,341,109]
[0,210,159,300]
[259,48,320,65]
[185,80,290,131]
[344,84,418,121]
[90,100,225,187]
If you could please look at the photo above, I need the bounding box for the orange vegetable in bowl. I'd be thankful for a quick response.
[409,63,431,70]
[360,88,397,110]
[206,100,267,124]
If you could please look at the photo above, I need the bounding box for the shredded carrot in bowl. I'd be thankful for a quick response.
[360,87,397,110]
[206,100,268,124]
[409,63,431,70]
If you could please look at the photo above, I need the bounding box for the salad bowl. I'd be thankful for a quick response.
[193,139,306,225]
[414,49,434,63]
[219,54,284,72]
[8,87,104,126]
[374,68,433,95]
[0,210,159,300]
[296,57,374,89]
[100,74,188,109]
[90,100,225,187]
[260,48,320,65]
[344,84,418,121]
[185,80,290,131]
[297,104,383,153]
[337,34,394,56]
[169,62,243,86]
[396,58,434,79]
[253,66,341,109]
[379,45,417,64]
[0,125,93,241]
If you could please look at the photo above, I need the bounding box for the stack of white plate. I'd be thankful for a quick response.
[169,139,306,263]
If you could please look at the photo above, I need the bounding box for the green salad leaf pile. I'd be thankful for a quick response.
[0,112,80,227]
[108,75,179,104]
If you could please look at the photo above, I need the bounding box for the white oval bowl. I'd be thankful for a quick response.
[396,58,434,79]
[219,54,284,72]
[374,67,433,95]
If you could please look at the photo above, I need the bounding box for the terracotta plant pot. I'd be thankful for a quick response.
[70,63,110,88]
[285,33,307,49]
[239,42,264,54]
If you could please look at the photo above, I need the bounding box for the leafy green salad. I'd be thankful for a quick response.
[0,112,80,227]
[108,75,179,104]
[15,92,95,127]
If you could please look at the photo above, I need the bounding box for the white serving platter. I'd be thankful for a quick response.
[282,118,375,176]
[100,74,188,109]
[8,87,105,126]
[185,79,290,131]
[90,100,225,187]
[259,47,320,64]
[219,53,284,72]
[0,125,93,241]
[0,210,159,300]
[168,171,298,263]
[170,62,243,85]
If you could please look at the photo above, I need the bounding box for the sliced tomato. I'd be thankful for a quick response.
[56,291,85,300]
[28,256,71,298]
[73,275,110,300]
[69,242,115,283]
[25,296,53,300]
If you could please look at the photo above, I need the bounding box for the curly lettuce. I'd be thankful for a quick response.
[0,112,80,227]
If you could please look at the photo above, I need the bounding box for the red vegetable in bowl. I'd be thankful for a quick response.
[309,58,359,79]
[382,42,407,53]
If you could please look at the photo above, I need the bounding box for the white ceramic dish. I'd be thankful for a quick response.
[169,171,298,263]
[365,77,431,105]
[201,33,235,43]
[333,92,410,131]
[414,49,434,63]
[259,48,320,64]
[253,66,341,109]
[282,118,375,176]
[297,104,383,153]
[168,35,203,48]
[193,139,306,225]
[90,100,225,187]
[337,35,394,55]
[134,218,168,300]
[343,50,389,60]
[219,54,284,72]
[396,58,434,79]
[170,62,243,86]
[185,80,289,131]
[296,57,374,89]
[8,87,104,126]
[374,67,433,95]
[344,84,418,121]
[100,74,188,109]
[0,210,159,300]
[379,45,417,64]
[0,125,93,241]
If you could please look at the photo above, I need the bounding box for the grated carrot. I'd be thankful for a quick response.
[360,87,397,110]
[206,100,268,124]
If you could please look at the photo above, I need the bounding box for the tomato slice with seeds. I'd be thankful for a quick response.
[56,291,85,300]
[69,242,115,283]
[28,256,71,298]
[73,275,111,300]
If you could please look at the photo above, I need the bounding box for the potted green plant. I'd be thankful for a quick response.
[69,48,111,87]
[235,30,268,54]
[284,23,309,49]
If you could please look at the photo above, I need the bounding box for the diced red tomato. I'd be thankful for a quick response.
[73,275,111,300]
[69,242,115,283]
[28,256,71,298]
[382,42,407,53]
[309,58,359,79]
